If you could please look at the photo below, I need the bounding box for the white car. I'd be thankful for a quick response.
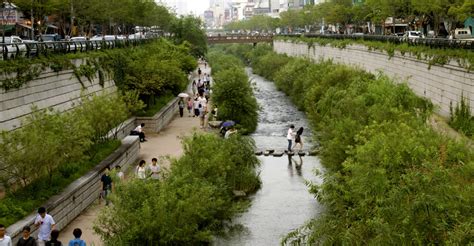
[403,31,422,40]
[70,36,87,42]
[0,36,27,59]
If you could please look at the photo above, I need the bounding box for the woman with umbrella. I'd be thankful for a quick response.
[178,93,189,118]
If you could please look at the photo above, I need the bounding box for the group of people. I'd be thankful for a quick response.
[0,207,86,246]
[287,125,304,152]
[135,158,162,180]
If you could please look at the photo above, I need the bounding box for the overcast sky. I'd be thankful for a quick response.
[160,0,210,16]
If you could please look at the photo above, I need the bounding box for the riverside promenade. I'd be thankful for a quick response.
[57,64,210,245]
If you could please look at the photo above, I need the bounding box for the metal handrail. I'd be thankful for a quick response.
[280,33,474,50]
[0,38,156,60]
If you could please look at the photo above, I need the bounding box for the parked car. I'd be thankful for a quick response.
[0,36,26,59]
[70,36,87,42]
[403,31,422,41]
[453,28,474,40]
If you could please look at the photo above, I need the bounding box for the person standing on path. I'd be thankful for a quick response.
[148,158,161,180]
[100,167,113,206]
[136,160,147,180]
[193,97,200,117]
[0,224,12,246]
[34,207,55,246]
[16,226,36,246]
[198,67,202,78]
[178,99,185,117]
[292,127,304,152]
[45,230,61,246]
[67,228,86,246]
[287,125,295,152]
[187,98,193,117]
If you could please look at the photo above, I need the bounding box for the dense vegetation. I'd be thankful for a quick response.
[207,49,259,134]
[0,37,198,226]
[94,133,261,245]
[0,93,140,226]
[450,95,474,137]
[222,44,473,244]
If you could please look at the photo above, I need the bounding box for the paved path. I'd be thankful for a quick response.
[58,63,211,245]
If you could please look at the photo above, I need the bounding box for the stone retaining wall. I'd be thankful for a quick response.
[136,97,179,133]
[273,40,474,117]
[0,59,116,131]
[6,136,140,243]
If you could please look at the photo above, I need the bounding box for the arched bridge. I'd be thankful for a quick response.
[207,35,273,44]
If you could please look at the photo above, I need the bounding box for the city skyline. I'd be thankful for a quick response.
[158,0,210,16]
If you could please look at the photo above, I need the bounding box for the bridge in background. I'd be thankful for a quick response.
[207,35,273,44]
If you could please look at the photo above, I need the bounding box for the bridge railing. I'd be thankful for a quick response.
[0,38,156,61]
[280,34,474,50]
[207,35,273,43]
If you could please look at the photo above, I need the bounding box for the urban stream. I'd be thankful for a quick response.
[214,68,325,245]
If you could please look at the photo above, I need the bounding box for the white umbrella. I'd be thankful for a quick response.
[178,93,189,98]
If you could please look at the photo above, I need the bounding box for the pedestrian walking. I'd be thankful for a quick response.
[100,167,113,206]
[292,127,304,152]
[115,165,124,181]
[193,97,200,117]
[149,158,161,180]
[16,226,36,246]
[34,207,55,246]
[0,224,12,246]
[198,67,202,78]
[45,230,61,246]
[192,80,196,95]
[287,125,295,152]
[67,228,86,246]
[178,99,185,117]
[187,98,193,117]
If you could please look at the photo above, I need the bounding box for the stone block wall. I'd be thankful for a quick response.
[0,60,116,131]
[273,40,474,117]
[6,136,140,243]
[136,97,180,134]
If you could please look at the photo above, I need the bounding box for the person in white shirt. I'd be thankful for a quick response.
[0,224,12,246]
[34,207,55,246]
[136,160,147,180]
[148,158,161,180]
[287,125,295,152]
[132,123,146,142]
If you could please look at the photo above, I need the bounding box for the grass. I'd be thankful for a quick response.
[0,140,121,227]
[136,94,176,117]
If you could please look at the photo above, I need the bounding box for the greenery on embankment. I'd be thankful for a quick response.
[94,133,261,245]
[0,93,141,226]
[276,36,474,70]
[222,44,473,244]
[207,49,259,134]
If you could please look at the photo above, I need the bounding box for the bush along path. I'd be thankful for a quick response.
[68,62,261,245]
[220,44,473,245]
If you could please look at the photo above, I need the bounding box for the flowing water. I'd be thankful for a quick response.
[214,69,325,245]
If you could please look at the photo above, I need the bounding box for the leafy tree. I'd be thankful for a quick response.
[95,133,260,245]
[170,16,207,57]
[212,66,259,134]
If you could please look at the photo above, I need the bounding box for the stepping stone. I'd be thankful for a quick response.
[267,149,275,154]
[273,151,284,157]
[233,190,246,197]
[255,151,263,156]
[287,151,294,156]
[208,121,222,128]
[298,151,306,156]
[263,151,270,156]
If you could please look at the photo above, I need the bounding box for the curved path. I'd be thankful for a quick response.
[57,64,210,245]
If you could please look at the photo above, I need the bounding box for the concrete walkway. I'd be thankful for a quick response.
[57,63,211,245]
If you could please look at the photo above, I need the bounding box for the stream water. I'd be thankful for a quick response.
[214,69,325,245]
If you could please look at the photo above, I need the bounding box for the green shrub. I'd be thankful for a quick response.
[235,45,473,244]
[450,95,474,137]
[95,133,260,245]
[211,56,259,134]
